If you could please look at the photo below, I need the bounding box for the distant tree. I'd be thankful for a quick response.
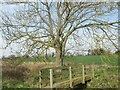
[66,52,71,56]
[115,50,120,55]
[24,54,29,58]
[52,52,55,57]
[8,55,16,60]
[89,48,111,55]
[88,49,91,55]
[2,56,6,60]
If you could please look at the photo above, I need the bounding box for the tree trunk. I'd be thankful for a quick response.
[55,47,63,66]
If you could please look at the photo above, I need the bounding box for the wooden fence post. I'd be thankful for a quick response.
[82,65,85,83]
[39,70,42,88]
[69,66,73,88]
[50,69,53,88]
[92,65,94,78]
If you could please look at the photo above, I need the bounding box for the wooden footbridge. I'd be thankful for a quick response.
[32,64,95,88]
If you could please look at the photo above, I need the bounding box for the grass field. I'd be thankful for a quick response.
[64,55,118,65]
[14,54,118,65]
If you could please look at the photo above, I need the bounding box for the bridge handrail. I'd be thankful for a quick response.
[33,64,94,88]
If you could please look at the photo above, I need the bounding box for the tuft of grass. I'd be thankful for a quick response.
[3,81,30,88]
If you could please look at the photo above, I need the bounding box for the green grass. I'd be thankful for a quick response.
[88,66,119,88]
[3,81,30,88]
[14,54,118,65]
[64,54,118,65]
[15,56,55,62]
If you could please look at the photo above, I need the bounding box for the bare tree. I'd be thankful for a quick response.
[0,1,118,66]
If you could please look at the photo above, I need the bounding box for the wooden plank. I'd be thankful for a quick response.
[50,69,53,88]
[71,75,91,86]
[44,76,91,88]
[82,65,85,83]
[45,66,68,70]
[69,66,73,88]
[39,70,42,88]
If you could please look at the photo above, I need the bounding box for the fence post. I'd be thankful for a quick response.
[82,65,85,83]
[69,66,73,88]
[39,70,42,88]
[50,69,53,88]
[92,65,94,78]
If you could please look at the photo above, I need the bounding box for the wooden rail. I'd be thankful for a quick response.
[34,64,94,88]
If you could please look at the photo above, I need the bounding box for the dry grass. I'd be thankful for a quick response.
[2,60,53,87]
